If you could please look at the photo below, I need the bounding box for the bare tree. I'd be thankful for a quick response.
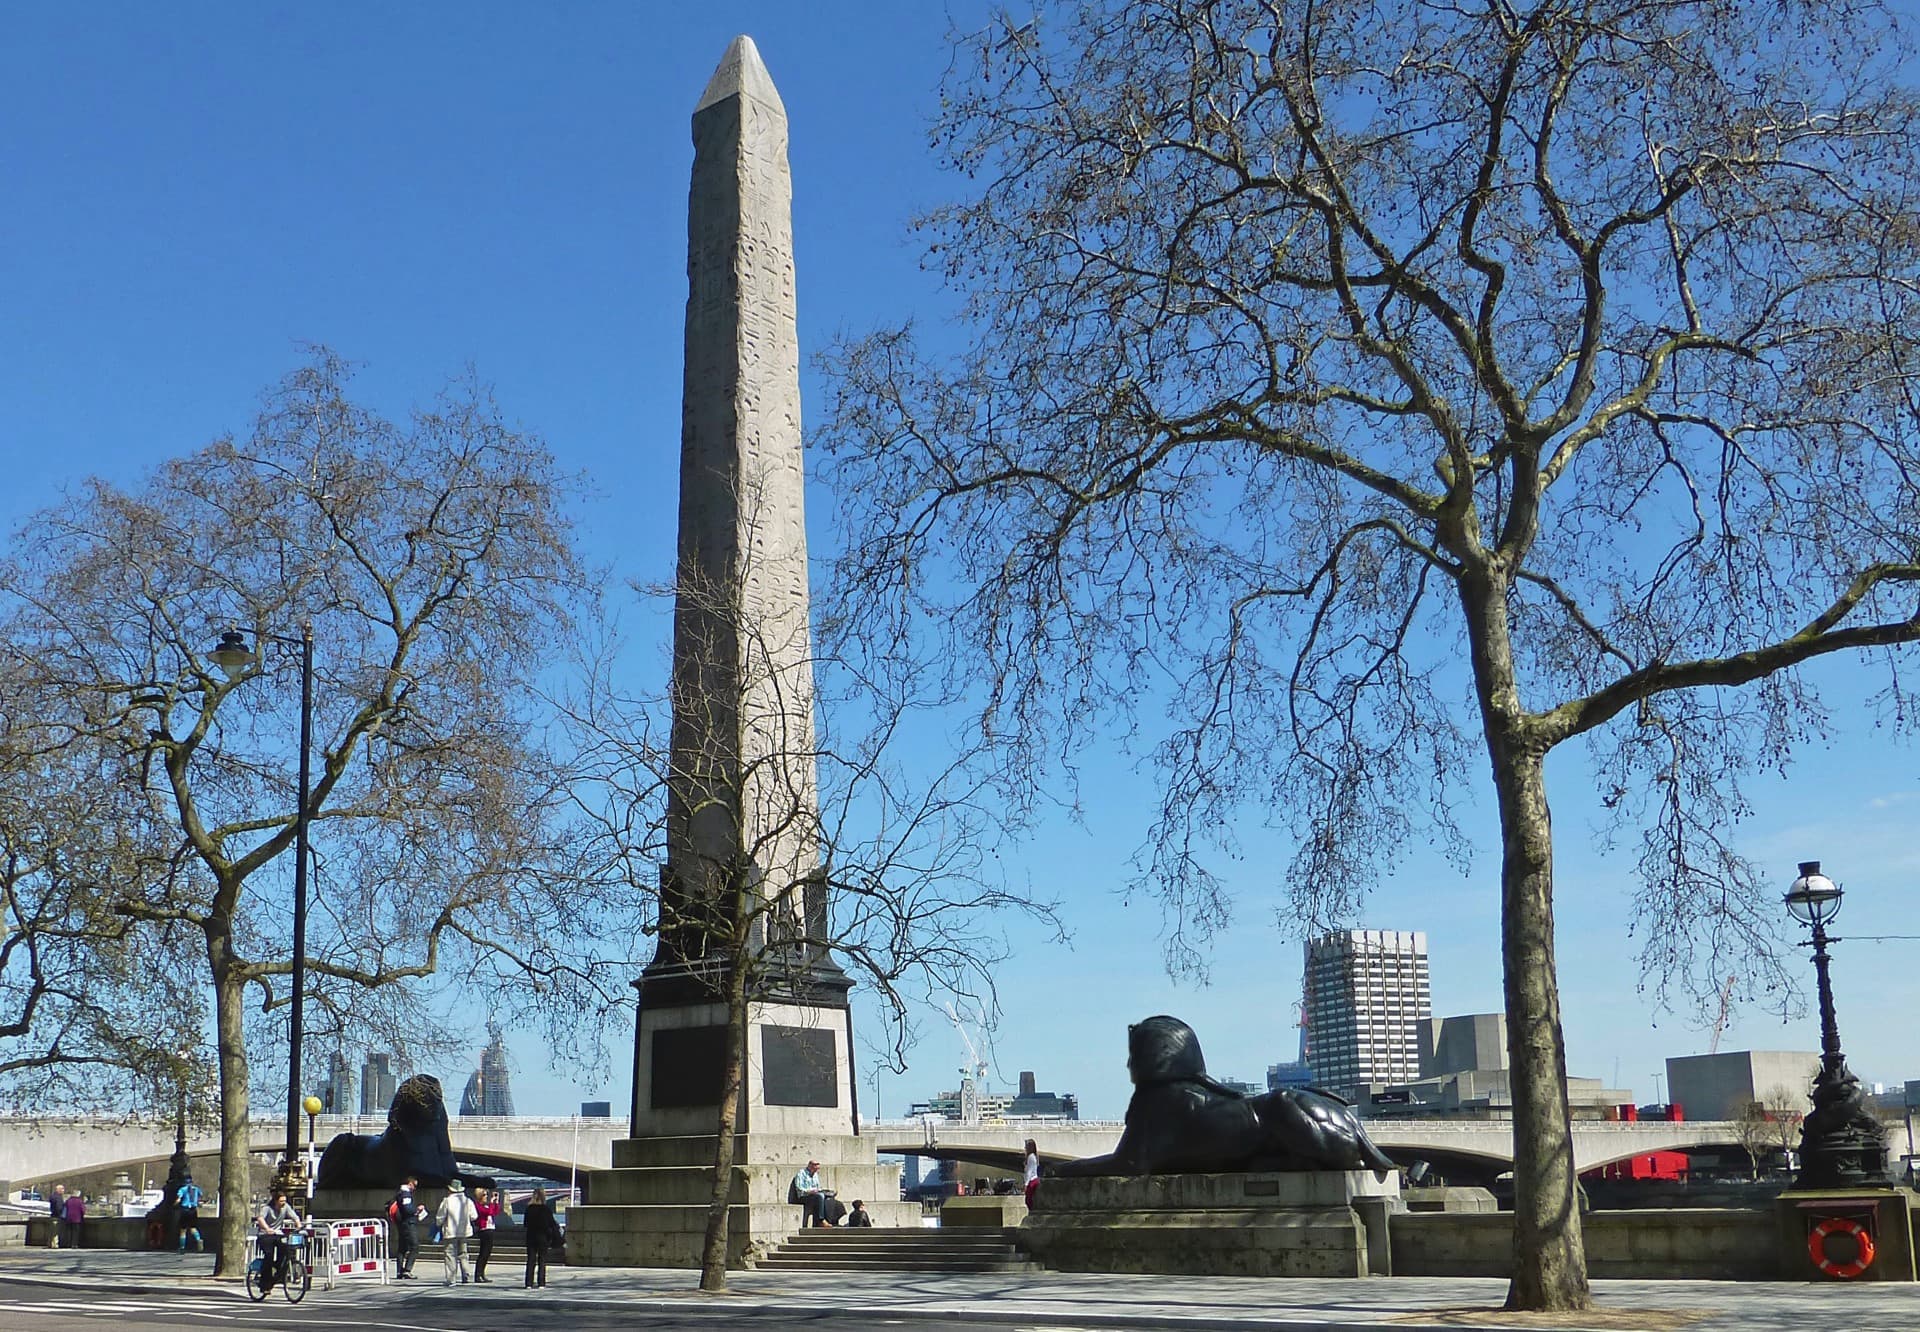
[0,692,206,1113]
[0,351,624,1272]
[1737,1084,1808,1178]
[1732,1100,1773,1181]
[561,548,1060,1292]
[1760,1085,1808,1166]
[816,0,1920,1310]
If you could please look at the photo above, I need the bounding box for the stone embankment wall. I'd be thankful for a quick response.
[1393,1209,1781,1280]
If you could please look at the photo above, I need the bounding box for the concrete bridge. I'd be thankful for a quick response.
[8,1112,1898,1191]
[868,1117,1886,1182]
[0,1114,626,1188]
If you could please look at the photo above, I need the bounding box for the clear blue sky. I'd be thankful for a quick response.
[5,3,1915,1122]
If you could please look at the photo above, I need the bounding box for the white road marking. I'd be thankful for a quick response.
[0,1304,449,1332]
[0,1301,236,1320]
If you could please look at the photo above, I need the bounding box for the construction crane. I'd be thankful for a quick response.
[1708,974,1738,1054]
[944,1002,991,1126]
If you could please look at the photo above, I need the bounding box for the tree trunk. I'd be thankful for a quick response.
[209,961,251,1278]
[697,916,752,1292]
[1493,745,1590,1310]
[1460,566,1591,1312]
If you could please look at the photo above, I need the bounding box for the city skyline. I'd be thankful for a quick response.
[3,2,1915,1125]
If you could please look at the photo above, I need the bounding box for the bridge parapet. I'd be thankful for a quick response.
[868,1116,1900,1175]
[0,1114,629,1185]
[6,1113,1900,1186]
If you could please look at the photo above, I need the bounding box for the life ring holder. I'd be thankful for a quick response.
[146,1218,166,1249]
[1808,1214,1875,1279]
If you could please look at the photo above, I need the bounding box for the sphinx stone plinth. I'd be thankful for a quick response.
[1022,1170,1400,1278]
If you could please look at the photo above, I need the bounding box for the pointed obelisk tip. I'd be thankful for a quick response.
[695,34,785,115]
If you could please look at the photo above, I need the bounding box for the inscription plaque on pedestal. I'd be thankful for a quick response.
[763,1025,838,1108]
[650,1026,728,1110]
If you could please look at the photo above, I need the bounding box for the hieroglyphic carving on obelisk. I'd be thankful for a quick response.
[658,34,824,972]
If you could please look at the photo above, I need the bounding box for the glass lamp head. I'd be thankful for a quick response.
[209,630,255,679]
[1785,859,1842,927]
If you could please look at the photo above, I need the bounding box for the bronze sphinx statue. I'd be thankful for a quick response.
[316,1073,491,1190]
[1051,1015,1396,1177]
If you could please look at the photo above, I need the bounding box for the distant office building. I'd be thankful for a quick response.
[1217,1077,1264,1097]
[907,1087,1016,1120]
[1267,1061,1316,1091]
[1357,1011,1630,1118]
[317,1050,354,1114]
[580,1101,612,1118]
[1303,929,1431,1094]
[1006,1070,1079,1120]
[359,1052,398,1116]
[1420,1013,1507,1079]
[460,1025,516,1117]
[1665,1051,1819,1121]
[910,1069,1080,1122]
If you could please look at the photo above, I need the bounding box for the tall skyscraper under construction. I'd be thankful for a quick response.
[459,1024,515,1117]
[1302,929,1431,1095]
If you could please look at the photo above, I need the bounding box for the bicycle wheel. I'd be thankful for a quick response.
[282,1253,310,1304]
[244,1257,268,1302]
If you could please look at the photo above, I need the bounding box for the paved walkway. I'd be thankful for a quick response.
[0,1249,1915,1330]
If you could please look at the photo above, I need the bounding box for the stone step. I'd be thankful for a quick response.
[755,1254,1036,1273]
[753,1225,1035,1274]
[611,1133,887,1170]
[781,1231,1016,1248]
[777,1241,1017,1256]
[587,1161,904,1208]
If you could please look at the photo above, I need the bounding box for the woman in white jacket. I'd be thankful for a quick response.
[435,1180,479,1286]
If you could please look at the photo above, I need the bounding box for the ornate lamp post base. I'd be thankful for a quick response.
[148,1114,193,1249]
[1795,1057,1891,1190]
[271,1157,310,1207]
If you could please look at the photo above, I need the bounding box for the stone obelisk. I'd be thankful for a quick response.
[570,37,906,1269]
[656,28,833,994]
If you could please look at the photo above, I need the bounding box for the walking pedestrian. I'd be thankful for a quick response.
[435,1179,478,1286]
[471,1185,502,1282]
[521,1186,562,1289]
[61,1189,85,1250]
[177,1176,204,1251]
[1024,1138,1042,1207]
[48,1185,66,1249]
[389,1175,422,1278]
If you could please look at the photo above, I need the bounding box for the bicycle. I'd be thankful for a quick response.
[245,1228,312,1304]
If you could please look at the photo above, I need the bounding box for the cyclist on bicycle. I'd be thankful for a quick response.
[254,1191,301,1291]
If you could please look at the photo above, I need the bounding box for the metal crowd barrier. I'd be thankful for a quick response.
[309,1216,391,1289]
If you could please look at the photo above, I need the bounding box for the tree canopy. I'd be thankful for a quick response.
[818,0,1920,1308]
[0,351,626,1268]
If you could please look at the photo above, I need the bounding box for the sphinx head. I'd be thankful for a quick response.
[1127,1015,1208,1086]
[389,1074,449,1133]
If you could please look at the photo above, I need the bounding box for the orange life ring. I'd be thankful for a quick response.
[146,1219,165,1249]
[1808,1215,1875,1279]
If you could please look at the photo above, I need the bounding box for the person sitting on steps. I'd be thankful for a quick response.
[846,1199,873,1228]
[789,1159,833,1227]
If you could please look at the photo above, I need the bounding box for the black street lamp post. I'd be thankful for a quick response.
[154,1046,194,1248]
[210,623,315,1206]
[1784,860,1891,1191]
